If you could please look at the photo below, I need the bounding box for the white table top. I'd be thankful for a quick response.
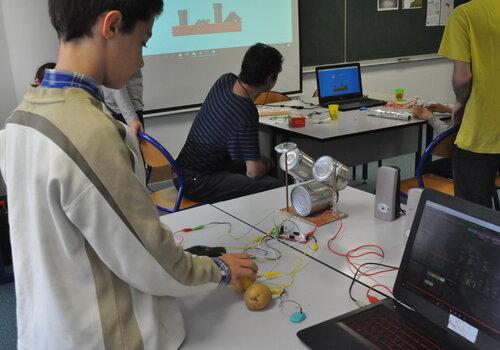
[259,98,425,141]
[212,185,406,289]
[160,203,373,349]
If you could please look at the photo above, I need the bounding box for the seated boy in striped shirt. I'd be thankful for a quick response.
[176,43,283,203]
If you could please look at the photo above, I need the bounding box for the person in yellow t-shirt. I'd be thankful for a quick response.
[438,0,500,208]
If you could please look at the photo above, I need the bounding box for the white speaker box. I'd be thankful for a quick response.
[374,166,401,221]
[404,188,424,239]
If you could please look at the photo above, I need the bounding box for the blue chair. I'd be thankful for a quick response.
[400,124,500,209]
[137,131,200,213]
[400,124,459,197]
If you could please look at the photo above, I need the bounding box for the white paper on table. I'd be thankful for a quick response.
[440,0,455,26]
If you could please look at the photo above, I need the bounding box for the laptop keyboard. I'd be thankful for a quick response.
[342,305,444,350]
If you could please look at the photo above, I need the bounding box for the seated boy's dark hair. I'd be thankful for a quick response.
[35,62,56,84]
[48,0,164,42]
[239,43,283,87]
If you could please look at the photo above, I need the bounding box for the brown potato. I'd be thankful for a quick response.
[244,283,272,311]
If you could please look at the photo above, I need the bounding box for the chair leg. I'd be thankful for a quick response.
[493,190,500,211]
[145,165,152,184]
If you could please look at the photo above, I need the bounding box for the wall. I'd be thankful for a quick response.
[0,3,16,126]
[145,58,455,157]
[0,1,456,159]
[0,0,58,104]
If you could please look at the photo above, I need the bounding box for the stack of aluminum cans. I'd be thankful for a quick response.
[291,156,351,216]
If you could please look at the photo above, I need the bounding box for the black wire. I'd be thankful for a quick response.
[263,237,282,260]
[279,290,303,313]
[349,262,399,303]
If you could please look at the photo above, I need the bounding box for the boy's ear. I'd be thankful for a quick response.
[101,10,123,39]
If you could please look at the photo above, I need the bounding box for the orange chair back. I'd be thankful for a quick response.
[254,91,290,105]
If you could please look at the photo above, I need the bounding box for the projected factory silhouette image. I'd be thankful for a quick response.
[173,3,242,36]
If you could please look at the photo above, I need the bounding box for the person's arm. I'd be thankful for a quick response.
[229,120,267,178]
[65,128,257,297]
[410,105,451,134]
[451,60,472,124]
[113,87,143,135]
[246,158,270,178]
[438,6,471,126]
[428,116,452,135]
[427,103,452,114]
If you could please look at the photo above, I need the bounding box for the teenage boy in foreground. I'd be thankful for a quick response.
[0,1,257,349]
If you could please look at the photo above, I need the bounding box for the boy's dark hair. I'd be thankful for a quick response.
[34,62,56,85]
[239,43,283,87]
[48,0,164,42]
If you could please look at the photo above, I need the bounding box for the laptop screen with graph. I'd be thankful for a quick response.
[397,198,500,342]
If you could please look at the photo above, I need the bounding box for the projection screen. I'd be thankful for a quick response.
[142,0,301,113]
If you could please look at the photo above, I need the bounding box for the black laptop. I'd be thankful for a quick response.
[298,189,500,350]
[315,63,386,111]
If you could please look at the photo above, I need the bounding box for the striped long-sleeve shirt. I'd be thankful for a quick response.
[177,73,261,172]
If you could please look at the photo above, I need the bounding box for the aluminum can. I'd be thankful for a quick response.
[291,181,332,216]
[313,156,350,191]
[279,148,314,182]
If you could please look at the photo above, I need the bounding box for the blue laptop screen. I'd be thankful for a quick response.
[317,66,361,98]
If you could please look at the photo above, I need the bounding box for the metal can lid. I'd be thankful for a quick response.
[279,148,301,172]
[291,185,312,217]
[313,156,335,182]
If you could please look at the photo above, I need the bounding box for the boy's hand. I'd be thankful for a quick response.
[219,253,258,293]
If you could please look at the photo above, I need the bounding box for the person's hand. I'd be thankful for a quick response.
[427,103,452,114]
[452,102,466,125]
[129,119,144,138]
[260,156,273,173]
[409,105,432,120]
[219,253,258,293]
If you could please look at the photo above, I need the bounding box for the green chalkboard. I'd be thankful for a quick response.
[300,0,469,67]
[299,0,345,66]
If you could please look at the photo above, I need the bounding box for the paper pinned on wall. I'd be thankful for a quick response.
[378,0,399,11]
[440,0,455,25]
[427,0,455,27]
[403,0,423,10]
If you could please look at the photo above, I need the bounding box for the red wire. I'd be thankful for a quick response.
[324,210,399,277]
[173,230,185,246]
[366,283,394,303]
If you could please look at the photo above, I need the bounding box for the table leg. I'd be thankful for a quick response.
[425,122,434,149]
[415,124,423,174]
